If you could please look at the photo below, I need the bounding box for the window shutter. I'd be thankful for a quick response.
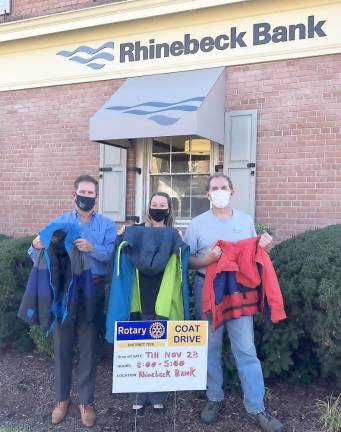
[99,144,127,222]
[224,110,257,218]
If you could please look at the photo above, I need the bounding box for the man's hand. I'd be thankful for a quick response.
[32,235,44,249]
[259,231,273,252]
[74,239,94,253]
[203,245,222,265]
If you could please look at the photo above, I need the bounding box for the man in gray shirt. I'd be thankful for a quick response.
[184,173,283,432]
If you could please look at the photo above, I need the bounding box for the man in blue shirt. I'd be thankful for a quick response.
[29,174,116,428]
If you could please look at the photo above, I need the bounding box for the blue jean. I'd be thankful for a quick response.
[194,275,265,414]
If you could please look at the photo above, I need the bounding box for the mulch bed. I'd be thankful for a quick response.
[0,351,332,432]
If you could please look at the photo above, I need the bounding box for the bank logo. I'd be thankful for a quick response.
[56,41,114,70]
[149,321,166,339]
[106,96,204,126]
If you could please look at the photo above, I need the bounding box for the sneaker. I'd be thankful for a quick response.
[153,403,165,415]
[200,400,223,424]
[51,399,70,424]
[132,404,145,416]
[79,404,96,428]
[250,410,284,432]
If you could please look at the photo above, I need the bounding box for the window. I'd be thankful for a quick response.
[149,136,212,221]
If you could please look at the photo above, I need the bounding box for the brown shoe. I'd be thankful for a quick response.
[79,404,96,428]
[51,399,71,424]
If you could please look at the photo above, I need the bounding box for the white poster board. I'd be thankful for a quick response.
[112,320,208,393]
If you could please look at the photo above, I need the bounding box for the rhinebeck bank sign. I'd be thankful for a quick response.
[1,3,340,91]
[55,15,328,70]
[115,15,327,63]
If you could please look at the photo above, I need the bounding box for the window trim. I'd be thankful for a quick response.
[146,137,220,225]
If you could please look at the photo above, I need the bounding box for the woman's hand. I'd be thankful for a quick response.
[117,224,126,235]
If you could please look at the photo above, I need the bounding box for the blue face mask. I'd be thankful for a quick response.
[75,194,95,212]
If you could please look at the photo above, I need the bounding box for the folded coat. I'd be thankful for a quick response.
[18,222,96,332]
[202,236,286,329]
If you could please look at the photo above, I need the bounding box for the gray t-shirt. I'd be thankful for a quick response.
[184,208,256,273]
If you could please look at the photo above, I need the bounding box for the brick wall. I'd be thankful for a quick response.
[226,54,341,241]
[1,0,122,22]
[0,78,138,236]
[1,54,340,241]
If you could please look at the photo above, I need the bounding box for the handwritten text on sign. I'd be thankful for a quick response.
[112,320,208,393]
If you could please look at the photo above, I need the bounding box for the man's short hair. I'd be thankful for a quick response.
[206,173,234,191]
[74,175,99,194]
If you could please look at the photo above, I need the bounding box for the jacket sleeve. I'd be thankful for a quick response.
[105,248,135,343]
[260,249,287,323]
[28,244,39,262]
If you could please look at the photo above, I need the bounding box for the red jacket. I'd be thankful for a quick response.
[202,236,286,329]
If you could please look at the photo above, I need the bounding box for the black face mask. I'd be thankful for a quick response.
[75,194,96,212]
[149,208,169,222]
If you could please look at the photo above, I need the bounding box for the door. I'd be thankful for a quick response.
[224,110,257,218]
[99,144,127,222]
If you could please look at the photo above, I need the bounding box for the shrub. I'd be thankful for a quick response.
[0,236,34,351]
[255,223,274,236]
[0,234,11,242]
[29,326,54,357]
[256,224,341,387]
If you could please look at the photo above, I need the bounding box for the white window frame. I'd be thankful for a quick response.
[140,137,220,227]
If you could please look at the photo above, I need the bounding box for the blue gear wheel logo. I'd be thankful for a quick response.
[149,321,165,339]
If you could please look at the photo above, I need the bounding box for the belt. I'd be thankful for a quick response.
[196,271,205,279]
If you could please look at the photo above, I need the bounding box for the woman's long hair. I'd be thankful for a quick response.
[145,192,174,227]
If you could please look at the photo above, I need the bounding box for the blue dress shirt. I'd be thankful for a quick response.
[28,209,117,277]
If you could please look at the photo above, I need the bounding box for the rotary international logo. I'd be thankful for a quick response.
[149,321,166,339]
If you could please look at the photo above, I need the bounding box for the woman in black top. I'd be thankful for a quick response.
[119,192,179,415]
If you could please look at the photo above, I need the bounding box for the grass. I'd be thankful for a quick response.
[316,394,341,432]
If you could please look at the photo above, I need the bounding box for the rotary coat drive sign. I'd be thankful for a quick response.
[112,320,208,393]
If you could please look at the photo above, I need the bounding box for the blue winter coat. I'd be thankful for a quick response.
[18,222,96,332]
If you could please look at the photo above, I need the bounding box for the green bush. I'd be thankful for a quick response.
[0,236,34,351]
[0,234,11,242]
[29,325,54,357]
[0,236,55,355]
[255,223,274,236]
[256,224,341,387]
